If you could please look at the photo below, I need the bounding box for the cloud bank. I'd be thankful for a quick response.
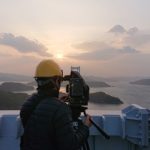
[71,40,139,60]
[109,25,150,47]
[70,25,150,61]
[0,33,51,56]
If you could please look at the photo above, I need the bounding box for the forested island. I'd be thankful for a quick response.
[0,90,28,109]
[90,92,123,104]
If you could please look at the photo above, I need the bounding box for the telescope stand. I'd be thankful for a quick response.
[70,105,110,150]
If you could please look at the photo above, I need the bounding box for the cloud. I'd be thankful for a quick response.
[127,27,139,35]
[109,25,126,34]
[118,46,138,53]
[101,25,150,56]
[108,25,150,48]
[0,55,41,75]
[72,41,110,51]
[71,41,139,60]
[0,33,51,56]
[125,32,150,47]
[0,53,11,57]
[109,25,139,35]
[70,25,150,61]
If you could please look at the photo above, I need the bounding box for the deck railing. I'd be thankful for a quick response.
[0,104,150,150]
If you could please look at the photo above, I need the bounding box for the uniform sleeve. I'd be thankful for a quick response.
[20,94,40,127]
[53,103,89,150]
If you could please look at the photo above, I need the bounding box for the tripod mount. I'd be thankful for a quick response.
[70,105,110,139]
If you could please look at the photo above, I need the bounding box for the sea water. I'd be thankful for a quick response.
[88,81,150,110]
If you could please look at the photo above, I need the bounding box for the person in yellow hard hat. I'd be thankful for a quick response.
[20,59,91,150]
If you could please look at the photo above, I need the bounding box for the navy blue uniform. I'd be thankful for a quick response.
[20,92,89,150]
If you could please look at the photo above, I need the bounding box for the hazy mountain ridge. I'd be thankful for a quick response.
[86,81,110,87]
[130,79,150,85]
[0,72,148,83]
[0,72,32,82]
[84,75,146,82]
[0,82,34,92]
[28,79,111,88]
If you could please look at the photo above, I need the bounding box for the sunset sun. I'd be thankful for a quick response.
[55,53,64,59]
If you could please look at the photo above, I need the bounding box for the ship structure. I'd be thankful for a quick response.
[0,104,149,150]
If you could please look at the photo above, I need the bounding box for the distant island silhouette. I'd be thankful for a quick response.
[130,79,150,86]
[90,92,123,104]
[28,80,111,88]
[86,81,110,88]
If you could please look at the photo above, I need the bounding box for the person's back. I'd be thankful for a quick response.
[20,59,91,150]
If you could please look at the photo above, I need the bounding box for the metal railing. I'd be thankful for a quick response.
[0,104,150,150]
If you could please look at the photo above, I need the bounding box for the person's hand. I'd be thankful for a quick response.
[83,114,92,127]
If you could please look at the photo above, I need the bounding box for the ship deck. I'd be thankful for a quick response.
[0,104,150,150]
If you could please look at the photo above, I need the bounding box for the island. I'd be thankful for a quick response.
[59,91,123,105]
[0,90,28,110]
[89,92,123,104]
[130,79,150,86]
[0,82,34,92]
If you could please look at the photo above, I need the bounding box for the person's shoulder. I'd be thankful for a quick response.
[42,96,58,103]
[26,92,38,101]
[21,93,38,106]
[47,97,69,108]
[44,97,68,107]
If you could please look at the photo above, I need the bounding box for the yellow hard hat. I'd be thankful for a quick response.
[35,59,63,78]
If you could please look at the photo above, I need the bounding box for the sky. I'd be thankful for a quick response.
[0,0,150,77]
